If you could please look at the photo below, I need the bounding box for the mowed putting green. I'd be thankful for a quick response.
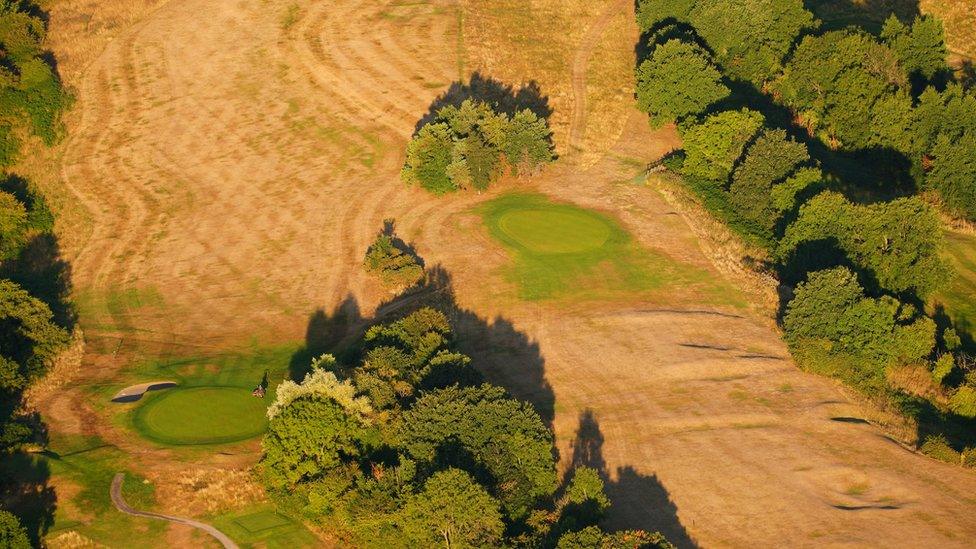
[496,208,612,254]
[132,386,268,445]
[480,193,744,304]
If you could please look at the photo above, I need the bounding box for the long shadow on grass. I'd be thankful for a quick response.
[290,264,555,426]
[414,72,553,136]
[0,451,56,545]
[568,409,697,548]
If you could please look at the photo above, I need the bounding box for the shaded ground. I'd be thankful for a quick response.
[24,0,976,546]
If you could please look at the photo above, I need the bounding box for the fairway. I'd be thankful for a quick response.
[132,387,268,445]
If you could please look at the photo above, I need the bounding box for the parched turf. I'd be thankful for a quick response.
[132,386,269,445]
[478,193,744,305]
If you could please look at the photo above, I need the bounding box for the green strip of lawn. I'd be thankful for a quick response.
[478,193,743,306]
[132,386,269,445]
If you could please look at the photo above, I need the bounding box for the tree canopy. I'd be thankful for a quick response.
[402,99,553,194]
[398,468,505,548]
[635,39,728,126]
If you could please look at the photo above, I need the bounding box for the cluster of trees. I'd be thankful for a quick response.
[634,0,976,457]
[0,0,72,539]
[364,223,424,290]
[261,307,672,547]
[401,99,554,194]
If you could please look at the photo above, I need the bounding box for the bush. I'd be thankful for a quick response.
[364,233,424,289]
[729,129,809,233]
[920,434,960,464]
[0,511,29,549]
[932,354,955,385]
[679,109,764,182]
[948,385,976,418]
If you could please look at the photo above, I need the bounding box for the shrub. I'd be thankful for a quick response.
[948,385,976,418]
[920,434,960,464]
[364,233,423,289]
[729,129,809,233]
[0,511,29,549]
[932,353,955,385]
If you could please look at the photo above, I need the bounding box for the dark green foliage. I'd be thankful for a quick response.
[0,279,68,393]
[774,31,907,151]
[398,384,557,520]
[398,468,505,548]
[949,385,976,418]
[728,129,809,234]
[635,0,695,31]
[635,39,729,126]
[688,0,816,84]
[881,15,948,80]
[0,510,30,549]
[783,267,936,385]
[364,233,424,289]
[679,109,765,181]
[779,192,950,298]
[555,466,611,533]
[928,133,976,220]
[920,434,961,464]
[403,99,554,194]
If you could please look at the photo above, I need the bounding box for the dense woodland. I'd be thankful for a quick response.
[0,0,71,543]
[636,0,976,464]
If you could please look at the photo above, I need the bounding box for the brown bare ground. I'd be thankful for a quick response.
[30,0,976,546]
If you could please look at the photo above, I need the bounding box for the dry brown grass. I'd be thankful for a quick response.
[47,530,104,549]
[922,0,976,60]
[153,468,266,516]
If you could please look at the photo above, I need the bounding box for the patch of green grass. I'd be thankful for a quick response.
[1,435,165,547]
[934,230,976,351]
[132,387,269,445]
[74,285,164,333]
[477,193,744,306]
[211,503,318,548]
[96,345,298,448]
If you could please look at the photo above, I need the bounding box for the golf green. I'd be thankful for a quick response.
[496,208,612,254]
[132,386,268,445]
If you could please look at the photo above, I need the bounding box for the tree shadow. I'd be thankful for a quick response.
[291,264,555,427]
[567,409,697,548]
[288,295,363,380]
[0,449,56,546]
[379,218,425,269]
[804,0,920,33]
[414,72,553,135]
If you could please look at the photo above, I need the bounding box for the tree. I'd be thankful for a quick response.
[402,123,455,194]
[635,39,728,126]
[556,466,611,532]
[364,232,424,289]
[398,384,557,520]
[679,109,765,181]
[689,0,816,84]
[399,468,504,548]
[503,109,553,176]
[783,267,936,382]
[881,15,948,80]
[557,526,674,549]
[779,192,950,298]
[261,394,377,489]
[928,133,976,220]
[635,0,695,31]
[0,190,27,259]
[402,99,554,194]
[774,31,907,150]
[0,511,29,549]
[729,129,809,233]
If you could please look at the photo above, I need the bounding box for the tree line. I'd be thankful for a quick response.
[635,0,976,465]
[260,305,672,548]
[0,0,72,544]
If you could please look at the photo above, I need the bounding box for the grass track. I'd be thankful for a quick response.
[479,193,743,305]
[210,503,318,548]
[132,386,269,445]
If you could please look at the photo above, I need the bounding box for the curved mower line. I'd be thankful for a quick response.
[111,473,239,548]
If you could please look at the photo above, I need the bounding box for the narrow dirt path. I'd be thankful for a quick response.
[568,0,631,154]
[111,473,237,548]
